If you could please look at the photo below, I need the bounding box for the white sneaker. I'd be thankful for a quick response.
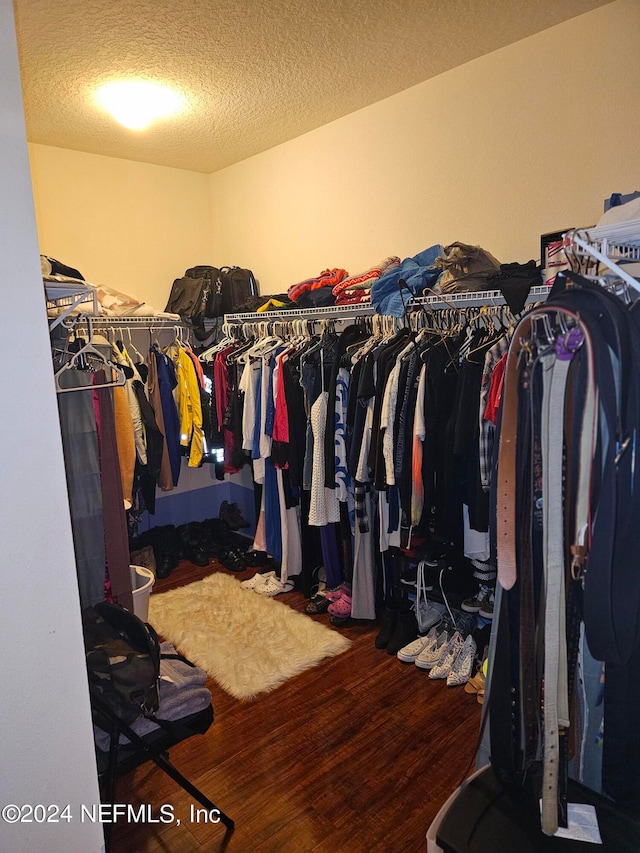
[414,629,449,670]
[240,571,275,590]
[397,626,439,663]
[446,634,477,686]
[429,632,464,679]
[254,576,295,596]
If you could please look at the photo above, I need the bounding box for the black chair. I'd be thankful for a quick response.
[92,683,234,849]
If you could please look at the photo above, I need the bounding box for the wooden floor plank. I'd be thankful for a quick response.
[108,559,481,852]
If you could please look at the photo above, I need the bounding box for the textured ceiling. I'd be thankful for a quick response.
[14,0,613,174]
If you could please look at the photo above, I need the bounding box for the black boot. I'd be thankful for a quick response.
[386,609,419,656]
[201,517,231,556]
[375,609,398,649]
[176,523,210,567]
[150,525,181,579]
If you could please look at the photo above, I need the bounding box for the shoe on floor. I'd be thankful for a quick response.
[325,583,351,602]
[386,610,420,656]
[415,629,449,670]
[254,576,295,596]
[447,634,477,686]
[429,632,464,680]
[219,500,250,530]
[461,584,492,614]
[375,609,398,650]
[464,668,487,695]
[240,570,276,590]
[306,591,331,614]
[217,548,247,572]
[397,626,439,663]
[479,590,495,620]
[327,591,352,618]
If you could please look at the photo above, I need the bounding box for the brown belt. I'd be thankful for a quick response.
[497,310,540,591]
[497,307,589,590]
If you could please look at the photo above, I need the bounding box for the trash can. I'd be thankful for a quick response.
[130,565,155,622]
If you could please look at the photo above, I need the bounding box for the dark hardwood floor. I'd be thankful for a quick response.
[109,558,483,853]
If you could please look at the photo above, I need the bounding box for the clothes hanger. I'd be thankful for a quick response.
[198,324,236,360]
[54,318,127,393]
[125,326,146,362]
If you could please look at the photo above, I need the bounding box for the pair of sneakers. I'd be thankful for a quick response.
[461,584,495,620]
[396,623,442,664]
[403,625,476,686]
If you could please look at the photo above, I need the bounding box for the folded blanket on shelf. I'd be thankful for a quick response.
[335,288,372,305]
[288,268,348,302]
[332,256,401,296]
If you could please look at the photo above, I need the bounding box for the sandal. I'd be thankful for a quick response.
[217,549,247,572]
[328,592,352,618]
[463,669,486,695]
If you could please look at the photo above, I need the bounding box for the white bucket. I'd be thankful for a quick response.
[130,565,155,623]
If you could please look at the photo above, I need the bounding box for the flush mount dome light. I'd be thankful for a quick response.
[94,80,187,130]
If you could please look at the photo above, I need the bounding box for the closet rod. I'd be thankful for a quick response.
[223,302,376,324]
[223,285,551,325]
[408,284,550,311]
[77,315,184,327]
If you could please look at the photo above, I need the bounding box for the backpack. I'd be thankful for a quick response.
[165,265,258,339]
[82,602,161,724]
[217,266,258,315]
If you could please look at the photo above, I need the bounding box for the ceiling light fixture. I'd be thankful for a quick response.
[94,80,188,131]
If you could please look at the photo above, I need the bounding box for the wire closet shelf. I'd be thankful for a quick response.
[566,217,640,294]
[221,285,552,325]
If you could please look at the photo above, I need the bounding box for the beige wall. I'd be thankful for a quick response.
[209,0,640,296]
[28,143,213,309]
[26,0,640,307]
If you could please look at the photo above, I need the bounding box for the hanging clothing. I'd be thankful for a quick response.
[146,346,174,491]
[152,346,181,486]
[93,372,133,612]
[167,342,204,468]
[57,369,106,609]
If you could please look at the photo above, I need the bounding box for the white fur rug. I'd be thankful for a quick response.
[148,573,350,700]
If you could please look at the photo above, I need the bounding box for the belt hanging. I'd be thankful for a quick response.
[540,325,583,835]
[518,356,539,771]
